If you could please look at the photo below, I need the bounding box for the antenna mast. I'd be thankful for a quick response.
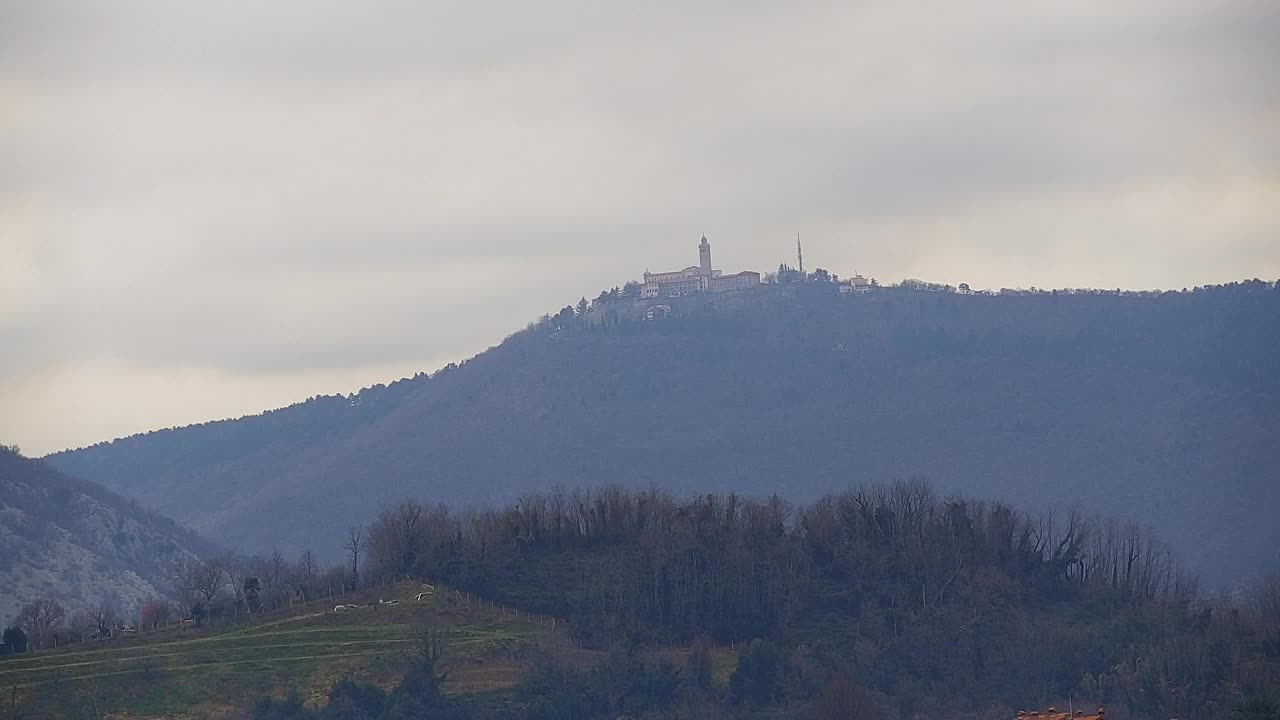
[796,233,805,275]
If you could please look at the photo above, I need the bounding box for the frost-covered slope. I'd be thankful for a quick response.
[0,446,215,624]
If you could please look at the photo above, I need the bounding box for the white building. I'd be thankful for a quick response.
[641,236,760,299]
[839,274,873,294]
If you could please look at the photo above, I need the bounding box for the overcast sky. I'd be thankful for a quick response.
[2,1,1277,456]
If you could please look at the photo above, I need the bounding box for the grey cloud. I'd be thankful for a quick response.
[0,1,782,83]
[1,0,1278,454]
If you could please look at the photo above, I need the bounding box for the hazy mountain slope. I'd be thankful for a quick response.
[46,282,1280,583]
[0,446,215,624]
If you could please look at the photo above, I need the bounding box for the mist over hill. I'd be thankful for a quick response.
[45,280,1280,584]
[0,446,216,625]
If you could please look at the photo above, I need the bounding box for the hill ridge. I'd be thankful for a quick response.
[45,281,1280,584]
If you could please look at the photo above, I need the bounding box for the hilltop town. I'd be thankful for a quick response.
[539,235,878,327]
[637,235,873,300]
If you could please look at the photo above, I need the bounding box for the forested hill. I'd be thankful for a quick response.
[46,280,1280,584]
[0,446,215,625]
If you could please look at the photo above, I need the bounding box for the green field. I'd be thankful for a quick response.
[0,585,546,719]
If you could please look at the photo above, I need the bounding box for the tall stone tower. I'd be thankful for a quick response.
[698,235,713,276]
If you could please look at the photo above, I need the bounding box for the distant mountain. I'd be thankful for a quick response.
[45,280,1280,584]
[0,446,215,625]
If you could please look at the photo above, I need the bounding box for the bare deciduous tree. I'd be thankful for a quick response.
[67,611,94,641]
[176,559,224,611]
[90,600,119,638]
[344,525,364,587]
[16,599,65,650]
[292,549,318,601]
[217,552,249,612]
[369,500,427,577]
[268,550,288,598]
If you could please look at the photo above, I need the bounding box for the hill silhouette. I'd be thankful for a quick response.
[45,280,1280,584]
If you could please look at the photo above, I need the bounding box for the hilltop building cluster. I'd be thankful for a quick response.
[636,234,874,304]
[640,236,761,299]
[840,274,873,293]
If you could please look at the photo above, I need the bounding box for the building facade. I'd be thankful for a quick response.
[708,271,762,292]
[839,273,873,294]
[641,236,760,299]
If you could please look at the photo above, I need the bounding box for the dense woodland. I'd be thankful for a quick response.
[246,481,1280,719]
[46,280,1280,586]
[8,479,1278,717]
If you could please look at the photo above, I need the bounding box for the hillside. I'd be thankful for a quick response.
[45,280,1280,584]
[0,446,216,626]
[1,582,560,719]
[4,483,1278,720]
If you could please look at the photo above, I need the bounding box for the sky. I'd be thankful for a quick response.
[2,1,1278,456]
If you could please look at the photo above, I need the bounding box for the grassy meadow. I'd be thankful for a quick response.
[0,583,548,718]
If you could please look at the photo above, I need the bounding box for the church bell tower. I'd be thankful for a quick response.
[698,235,713,276]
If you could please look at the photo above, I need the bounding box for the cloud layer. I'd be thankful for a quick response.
[3,0,1278,454]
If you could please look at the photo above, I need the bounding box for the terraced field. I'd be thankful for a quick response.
[0,585,544,718]
[1,582,741,718]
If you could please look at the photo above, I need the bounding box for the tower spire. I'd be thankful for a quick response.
[796,233,804,275]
